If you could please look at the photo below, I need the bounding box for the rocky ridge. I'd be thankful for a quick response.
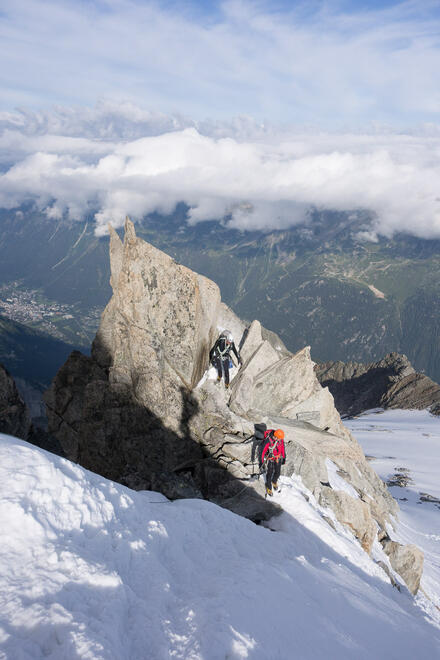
[316,353,440,418]
[44,219,423,594]
[0,363,63,455]
[0,363,31,440]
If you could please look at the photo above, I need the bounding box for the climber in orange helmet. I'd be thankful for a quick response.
[260,428,286,497]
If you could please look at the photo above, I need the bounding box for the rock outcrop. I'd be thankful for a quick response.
[0,363,63,455]
[316,353,440,417]
[230,321,348,439]
[382,538,424,595]
[0,363,31,440]
[45,218,423,591]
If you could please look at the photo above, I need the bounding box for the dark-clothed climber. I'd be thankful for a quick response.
[209,330,242,389]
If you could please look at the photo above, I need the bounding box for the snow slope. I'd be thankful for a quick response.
[1,427,440,660]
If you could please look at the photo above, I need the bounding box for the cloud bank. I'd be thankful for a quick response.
[1,103,440,240]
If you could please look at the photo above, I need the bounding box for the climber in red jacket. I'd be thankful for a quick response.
[260,428,286,497]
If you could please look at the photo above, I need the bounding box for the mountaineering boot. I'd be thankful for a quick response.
[217,376,221,382]
[273,482,279,491]
[266,486,273,497]
[225,383,229,389]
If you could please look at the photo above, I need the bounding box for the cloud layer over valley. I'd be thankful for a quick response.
[2,2,440,239]
[1,103,440,239]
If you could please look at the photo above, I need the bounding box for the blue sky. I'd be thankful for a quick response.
[1,0,439,127]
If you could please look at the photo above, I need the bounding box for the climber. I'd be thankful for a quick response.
[260,428,286,496]
[209,330,242,389]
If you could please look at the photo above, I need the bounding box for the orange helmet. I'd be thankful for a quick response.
[274,429,284,440]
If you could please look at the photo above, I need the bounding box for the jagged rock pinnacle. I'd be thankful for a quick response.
[44,220,424,592]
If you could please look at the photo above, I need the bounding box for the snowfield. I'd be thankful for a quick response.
[1,410,440,659]
[346,409,440,623]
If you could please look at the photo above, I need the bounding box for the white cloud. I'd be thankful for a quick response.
[1,104,440,239]
[355,230,379,243]
[1,1,440,126]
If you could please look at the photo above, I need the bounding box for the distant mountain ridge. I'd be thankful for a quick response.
[0,205,439,384]
[316,353,440,418]
[0,314,82,422]
[0,314,82,387]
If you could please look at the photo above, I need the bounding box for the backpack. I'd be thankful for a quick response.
[254,423,267,440]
